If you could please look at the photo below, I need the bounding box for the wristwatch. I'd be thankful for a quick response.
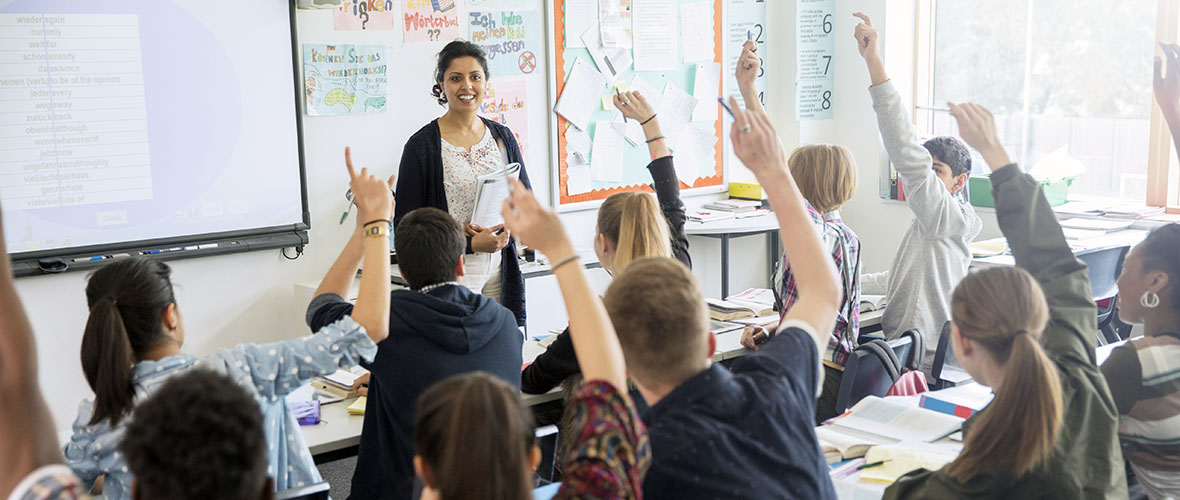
[364,223,389,238]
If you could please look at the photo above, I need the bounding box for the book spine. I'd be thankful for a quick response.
[918,394,975,418]
[889,166,899,200]
[897,177,906,202]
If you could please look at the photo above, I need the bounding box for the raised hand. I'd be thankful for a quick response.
[345,147,395,224]
[727,96,787,181]
[614,90,655,122]
[852,12,879,61]
[500,180,573,261]
[1155,42,1180,120]
[947,102,1011,171]
[736,40,761,93]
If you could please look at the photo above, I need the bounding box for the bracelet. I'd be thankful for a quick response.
[363,218,391,227]
[549,254,580,272]
[645,136,665,144]
[363,224,389,238]
[640,113,658,125]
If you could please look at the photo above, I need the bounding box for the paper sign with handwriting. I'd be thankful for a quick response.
[726,0,767,108]
[466,0,532,9]
[470,10,541,77]
[403,0,460,44]
[796,0,835,120]
[303,44,388,116]
[478,79,529,158]
[335,1,399,30]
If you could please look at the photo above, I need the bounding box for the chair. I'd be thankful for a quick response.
[276,482,330,500]
[931,321,972,390]
[534,424,561,483]
[832,337,911,414]
[1078,246,1129,345]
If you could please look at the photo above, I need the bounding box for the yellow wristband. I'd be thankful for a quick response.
[364,224,389,238]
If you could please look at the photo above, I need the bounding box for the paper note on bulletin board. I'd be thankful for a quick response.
[796,0,834,120]
[549,0,727,209]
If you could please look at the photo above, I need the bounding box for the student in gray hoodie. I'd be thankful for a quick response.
[855,13,982,367]
[306,206,523,500]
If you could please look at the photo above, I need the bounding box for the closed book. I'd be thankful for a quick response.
[917,384,993,418]
[348,396,367,415]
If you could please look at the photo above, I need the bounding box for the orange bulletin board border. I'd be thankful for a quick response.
[547,0,727,210]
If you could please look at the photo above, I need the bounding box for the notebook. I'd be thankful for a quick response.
[348,397,367,416]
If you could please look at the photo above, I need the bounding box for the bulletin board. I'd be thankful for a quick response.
[546,0,728,211]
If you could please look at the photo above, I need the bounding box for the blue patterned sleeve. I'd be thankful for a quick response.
[201,316,378,399]
[62,401,101,488]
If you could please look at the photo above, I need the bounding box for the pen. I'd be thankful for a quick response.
[718,97,736,120]
[747,29,751,40]
[71,255,108,263]
[616,88,626,123]
[857,460,890,470]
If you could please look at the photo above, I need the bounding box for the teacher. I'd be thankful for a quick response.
[395,40,532,327]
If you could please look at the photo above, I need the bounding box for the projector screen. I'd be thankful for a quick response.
[0,0,307,260]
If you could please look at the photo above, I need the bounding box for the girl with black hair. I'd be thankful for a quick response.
[64,157,396,500]
[395,40,532,326]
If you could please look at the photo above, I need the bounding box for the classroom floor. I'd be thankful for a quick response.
[317,457,356,499]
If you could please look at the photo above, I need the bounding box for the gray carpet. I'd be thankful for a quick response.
[317,456,356,499]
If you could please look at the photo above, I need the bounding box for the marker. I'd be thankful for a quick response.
[197,243,219,250]
[718,97,736,120]
[71,255,108,263]
[616,89,626,123]
[112,253,131,258]
[145,247,184,255]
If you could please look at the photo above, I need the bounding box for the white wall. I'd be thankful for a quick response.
[25,1,777,436]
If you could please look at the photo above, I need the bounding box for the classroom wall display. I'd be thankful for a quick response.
[479,79,530,158]
[796,0,835,120]
[403,0,461,43]
[303,44,390,115]
[335,0,399,30]
[469,10,543,77]
[548,0,729,210]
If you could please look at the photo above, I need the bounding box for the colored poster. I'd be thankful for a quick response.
[469,10,542,77]
[403,0,461,44]
[479,79,529,158]
[335,1,399,30]
[303,44,389,116]
[466,0,533,8]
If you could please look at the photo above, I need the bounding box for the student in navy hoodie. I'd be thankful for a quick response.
[306,206,523,500]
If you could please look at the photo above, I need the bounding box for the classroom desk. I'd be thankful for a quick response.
[971,229,1147,268]
[301,338,561,460]
[686,214,780,298]
[711,309,885,362]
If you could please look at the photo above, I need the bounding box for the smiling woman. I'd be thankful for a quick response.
[393,40,533,326]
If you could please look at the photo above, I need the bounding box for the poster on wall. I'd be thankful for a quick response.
[726,0,767,108]
[303,44,389,116]
[403,0,461,43]
[467,0,533,9]
[469,10,542,77]
[795,0,835,120]
[479,79,529,158]
[335,1,399,30]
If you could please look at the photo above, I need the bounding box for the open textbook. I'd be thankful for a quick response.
[470,162,522,228]
[832,396,964,443]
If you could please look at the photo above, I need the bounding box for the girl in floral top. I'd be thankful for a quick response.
[412,177,649,500]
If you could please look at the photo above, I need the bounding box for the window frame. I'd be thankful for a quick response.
[912,0,1180,214]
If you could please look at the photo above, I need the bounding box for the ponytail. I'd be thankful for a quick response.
[80,258,178,426]
[81,297,137,426]
[945,332,1062,480]
[945,267,1062,482]
[598,192,671,273]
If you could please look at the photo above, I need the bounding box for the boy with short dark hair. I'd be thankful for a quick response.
[307,206,523,500]
[855,12,983,366]
[602,98,841,500]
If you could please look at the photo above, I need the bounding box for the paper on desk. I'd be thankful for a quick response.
[555,58,608,131]
[692,62,722,121]
[680,1,715,63]
[660,82,699,146]
[859,441,961,483]
[566,152,593,195]
[619,75,664,146]
[470,163,521,228]
[671,123,716,185]
[563,0,596,48]
[632,0,677,70]
[590,121,626,183]
[599,0,632,48]
[582,21,633,81]
[567,124,593,155]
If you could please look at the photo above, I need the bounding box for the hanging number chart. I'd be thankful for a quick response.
[795,0,834,120]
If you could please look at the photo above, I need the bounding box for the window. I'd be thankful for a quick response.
[913,0,1178,212]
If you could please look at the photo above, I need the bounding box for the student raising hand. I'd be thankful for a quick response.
[947,102,1012,171]
[736,40,764,113]
[853,13,888,86]
[614,90,655,123]
[345,146,395,223]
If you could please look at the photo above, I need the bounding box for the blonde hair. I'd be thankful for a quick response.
[597,192,672,273]
[944,267,1063,482]
[787,144,858,213]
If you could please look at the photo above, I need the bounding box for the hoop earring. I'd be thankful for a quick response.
[1141,291,1161,309]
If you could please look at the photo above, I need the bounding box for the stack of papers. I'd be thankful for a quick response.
[348,397,367,415]
[704,199,763,212]
[1102,204,1165,220]
[688,209,734,223]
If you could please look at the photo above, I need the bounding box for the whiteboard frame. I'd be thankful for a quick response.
[546,0,729,213]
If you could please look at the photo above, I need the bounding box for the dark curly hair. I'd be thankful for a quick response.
[923,136,973,177]
[1136,223,1180,310]
[121,369,269,500]
[432,40,489,106]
